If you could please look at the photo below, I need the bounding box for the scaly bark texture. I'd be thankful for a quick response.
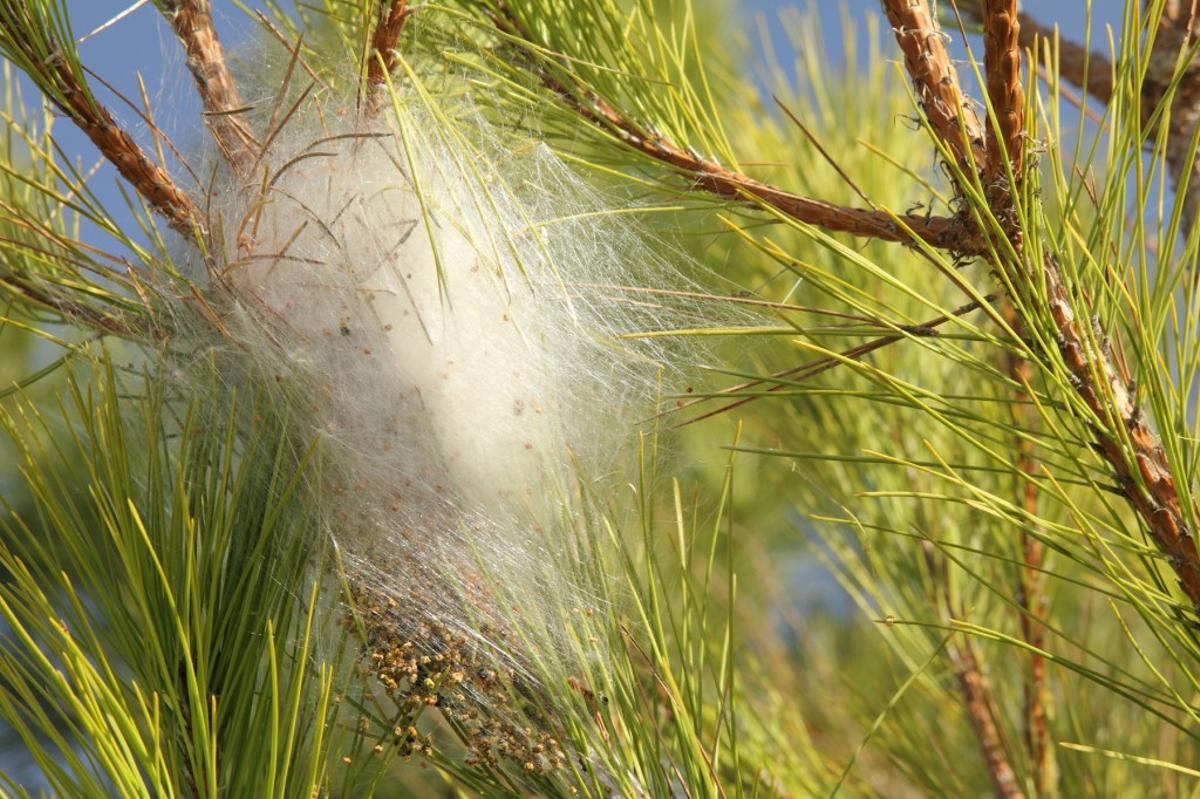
[1043,260,1200,610]
[982,0,1025,195]
[1006,4,1200,613]
[882,0,987,180]
[162,0,256,173]
[57,65,199,234]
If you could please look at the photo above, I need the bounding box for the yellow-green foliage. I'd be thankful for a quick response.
[2,1,1200,797]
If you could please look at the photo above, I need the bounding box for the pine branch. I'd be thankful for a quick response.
[981,0,1024,194]
[979,5,1051,790]
[958,0,1200,637]
[951,640,1025,799]
[962,2,1200,240]
[490,1,1200,624]
[881,0,986,183]
[922,533,1024,799]
[43,69,197,235]
[159,0,256,173]
[1017,11,1114,104]
[957,1,1114,104]
[1016,497,1050,794]
[1042,261,1200,612]
[0,1,200,235]
[488,6,979,253]
[364,0,411,113]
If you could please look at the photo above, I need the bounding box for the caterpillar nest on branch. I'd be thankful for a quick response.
[187,92,732,682]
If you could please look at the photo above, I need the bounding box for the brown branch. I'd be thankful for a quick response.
[981,1,1025,190]
[970,0,1200,239]
[1042,261,1200,611]
[980,4,1051,791]
[951,640,1025,799]
[1015,477,1050,798]
[882,0,987,181]
[161,0,256,173]
[920,534,1024,799]
[1003,318,1052,796]
[364,0,411,113]
[1002,316,1051,797]
[490,9,977,252]
[566,94,960,246]
[965,2,1200,240]
[52,63,199,235]
[958,2,1114,104]
[1145,7,1200,239]
[606,133,964,247]
[1153,0,1200,222]
[998,2,1197,235]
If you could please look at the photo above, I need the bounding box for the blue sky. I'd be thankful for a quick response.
[48,1,1127,247]
[37,1,1133,265]
[8,1,1143,369]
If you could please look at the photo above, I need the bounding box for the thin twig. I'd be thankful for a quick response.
[488,7,980,253]
[917,528,1024,799]
[161,0,256,173]
[669,294,996,427]
[0,274,157,339]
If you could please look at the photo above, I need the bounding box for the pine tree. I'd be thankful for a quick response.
[1,1,1199,796]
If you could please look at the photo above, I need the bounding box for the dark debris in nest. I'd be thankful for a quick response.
[345,577,570,776]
